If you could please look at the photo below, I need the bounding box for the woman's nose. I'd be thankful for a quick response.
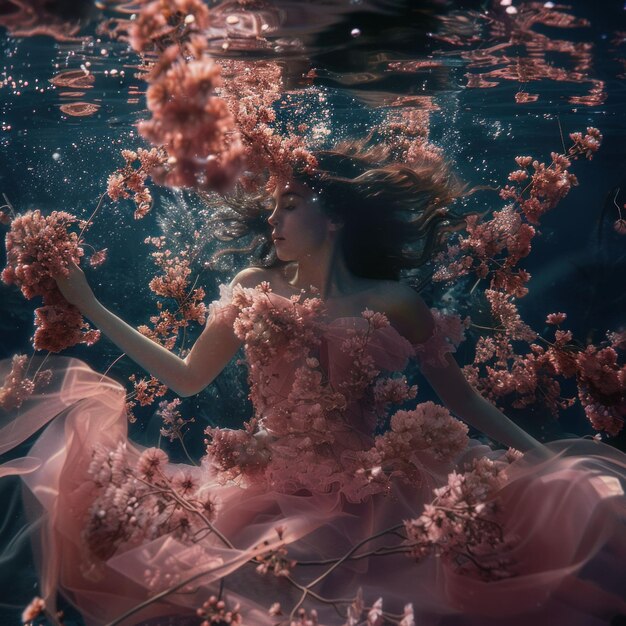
[268,207,279,226]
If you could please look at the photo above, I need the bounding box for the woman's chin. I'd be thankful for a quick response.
[274,248,294,262]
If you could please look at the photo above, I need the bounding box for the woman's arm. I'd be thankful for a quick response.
[421,356,543,452]
[54,263,258,397]
[386,282,546,453]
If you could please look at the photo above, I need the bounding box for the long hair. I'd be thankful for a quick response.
[203,137,470,288]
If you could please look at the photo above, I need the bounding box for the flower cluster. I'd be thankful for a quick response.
[432,129,625,429]
[434,205,535,299]
[500,153,579,225]
[413,308,468,369]
[83,443,219,563]
[345,402,470,501]
[0,354,52,410]
[484,289,536,342]
[576,345,625,436]
[139,47,244,193]
[128,0,211,54]
[372,375,418,418]
[342,590,415,626]
[126,237,207,420]
[2,210,100,352]
[106,148,167,219]
[404,456,518,581]
[231,283,325,368]
[435,129,600,285]
[157,398,196,442]
[336,311,389,401]
[217,59,317,192]
[21,596,46,625]
[463,317,626,431]
[89,247,108,268]
[126,373,168,420]
[196,595,242,626]
[382,108,446,171]
[138,238,207,350]
[204,418,270,483]
[129,0,317,194]
[128,0,244,193]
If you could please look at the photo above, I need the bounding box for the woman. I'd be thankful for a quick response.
[2,144,626,625]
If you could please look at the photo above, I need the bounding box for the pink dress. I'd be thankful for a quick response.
[1,283,625,626]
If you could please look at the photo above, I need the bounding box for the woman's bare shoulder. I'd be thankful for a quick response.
[369,280,435,344]
[230,266,274,289]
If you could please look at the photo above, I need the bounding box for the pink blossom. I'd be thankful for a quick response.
[0,354,51,410]
[2,209,100,351]
[269,602,282,616]
[614,218,626,235]
[568,127,602,160]
[608,330,626,351]
[137,447,169,479]
[196,595,242,626]
[290,608,319,626]
[546,312,567,325]
[373,376,418,415]
[576,345,626,436]
[21,596,45,624]
[157,398,195,442]
[106,147,166,218]
[84,442,217,561]
[367,598,384,626]
[106,172,129,201]
[404,456,518,581]
[89,248,108,268]
[485,289,537,341]
[399,603,415,626]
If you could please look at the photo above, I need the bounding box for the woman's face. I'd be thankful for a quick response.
[268,180,334,262]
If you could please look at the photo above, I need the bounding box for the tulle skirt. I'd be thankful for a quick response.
[1,356,625,625]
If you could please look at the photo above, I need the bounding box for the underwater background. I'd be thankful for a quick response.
[0,0,625,620]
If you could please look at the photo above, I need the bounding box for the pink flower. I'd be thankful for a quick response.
[366,598,384,626]
[2,209,100,351]
[196,595,242,626]
[136,447,169,479]
[614,218,626,235]
[546,312,567,325]
[269,602,282,616]
[106,172,129,201]
[157,398,195,442]
[404,456,517,581]
[21,596,45,624]
[89,248,108,268]
[0,354,48,410]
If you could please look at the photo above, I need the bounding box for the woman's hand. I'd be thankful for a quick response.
[54,261,97,311]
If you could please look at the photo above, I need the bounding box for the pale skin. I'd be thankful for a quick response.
[56,179,546,453]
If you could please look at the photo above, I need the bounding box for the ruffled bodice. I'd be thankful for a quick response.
[204,282,469,500]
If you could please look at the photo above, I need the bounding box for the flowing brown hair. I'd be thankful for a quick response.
[202,137,471,288]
